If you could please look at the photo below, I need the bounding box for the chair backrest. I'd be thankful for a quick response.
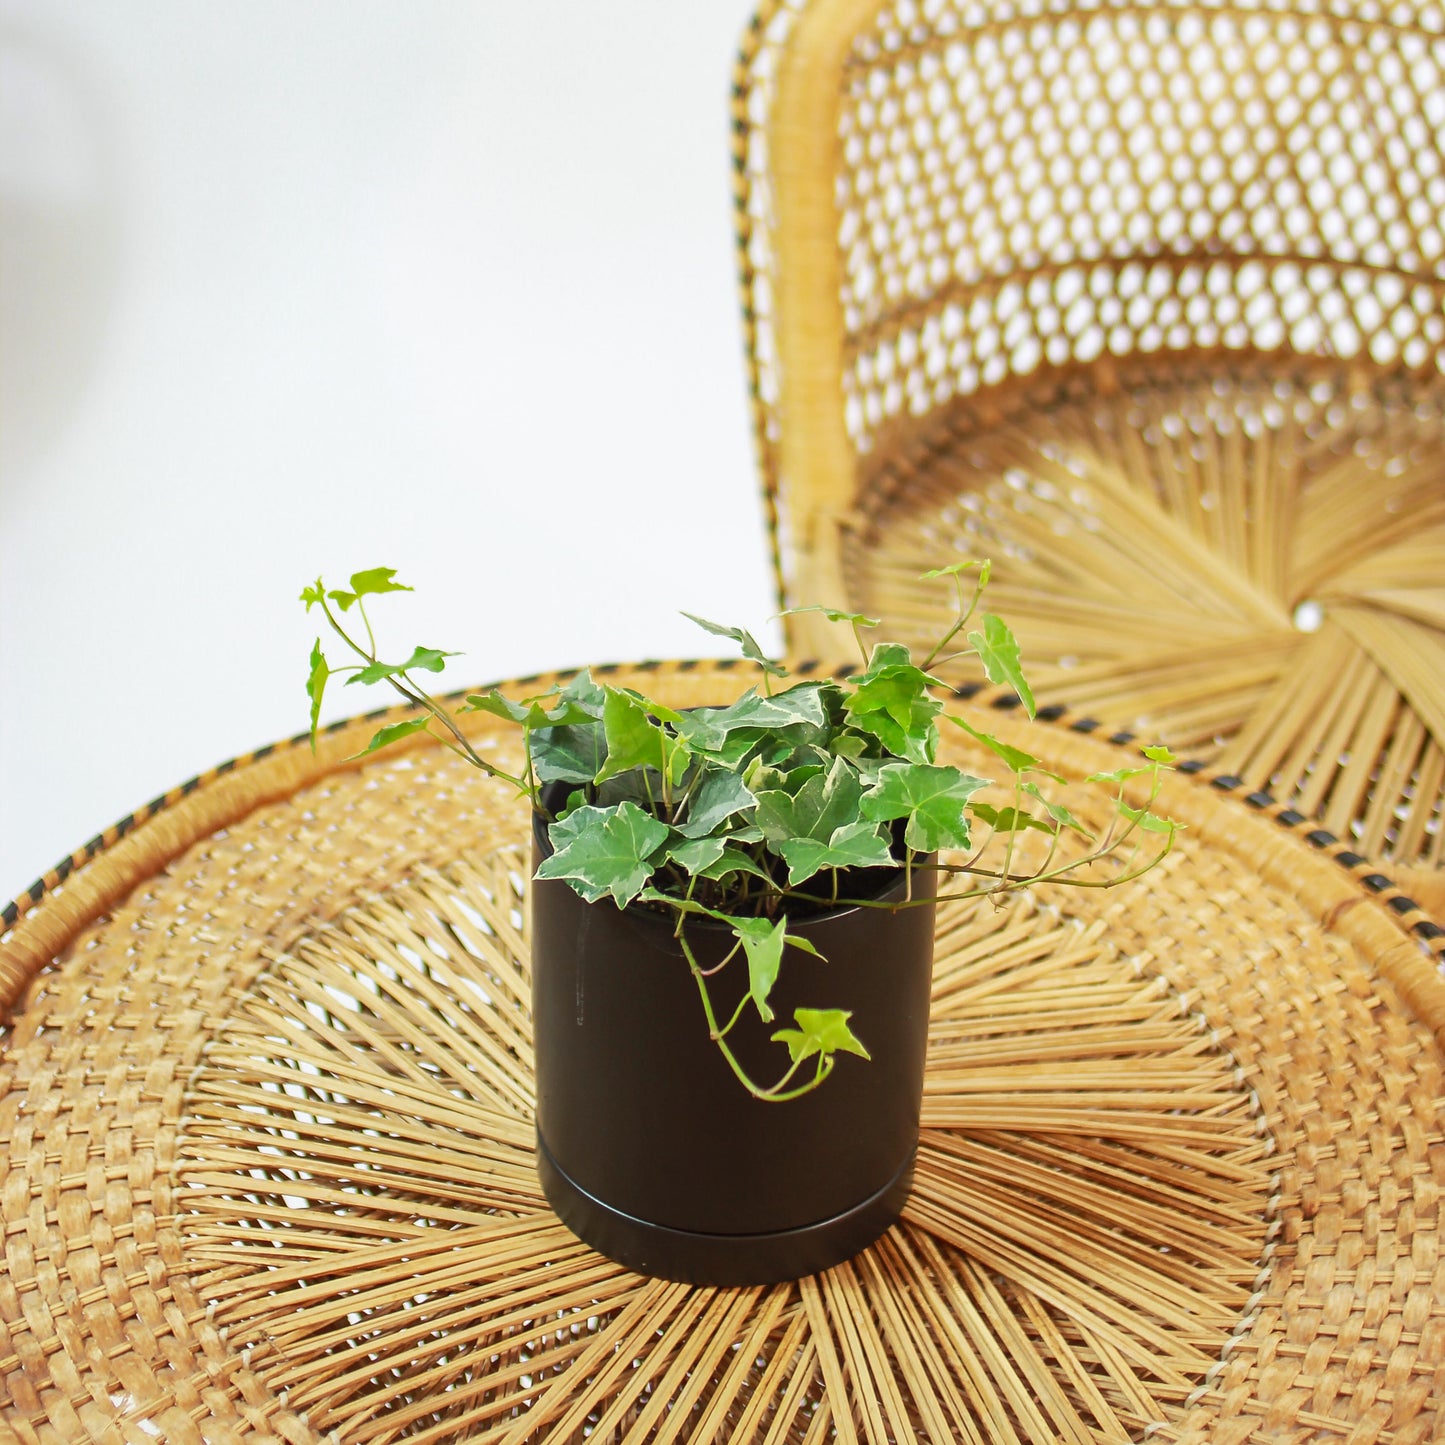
[735,0,1445,650]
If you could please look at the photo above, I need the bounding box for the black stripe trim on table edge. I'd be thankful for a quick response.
[4,661,1442,962]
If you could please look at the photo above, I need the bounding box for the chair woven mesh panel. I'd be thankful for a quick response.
[1,664,1442,1442]
[735,0,1445,904]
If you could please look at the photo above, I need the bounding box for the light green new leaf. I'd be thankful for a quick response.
[1142,744,1176,765]
[967,613,1036,718]
[682,612,787,677]
[327,567,414,613]
[779,604,881,628]
[1020,781,1093,838]
[357,717,431,756]
[300,581,326,611]
[771,1007,870,1065]
[921,559,992,585]
[753,756,862,847]
[776,820,895,886]
[1085,764,1153,784]
[535,801,670,906]
[945,715,1066,782]
[969,802,1054,834]
[593,688,690,787]
[347,646,458,686]
[1118,802,1178,836]
[861,762,987,852]
[306,640,329,752]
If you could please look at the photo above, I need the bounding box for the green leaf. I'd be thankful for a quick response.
[861,762,988,852]
[1142,744,1176,765]
[350,567,413,598]
[661,835,729,875]
[535,801,670,906]
[461,689,598,729]
[1118,802,1178,835]
[681,612,787,677]
[779,604,881,628]
[1020,781,1093,838]
[357,716,431,756]
[753,756,863,847]
[690,845,774,884]
[945,715,1066,782]
[730,917,786,1022]
[967,613,1036,718]
[306,640,329,752]
[771,1007,870,1065]
[776,820,895,886]
[1085,765,1153,784]
[676,684,830,752]
[593,688,691,787]
[843,645,943,764]
[676,769,756,838]
[346,645,458,686]
[969,802,1054,834]
[921,559,992,585]
[530,722,607,785]
[300,581,327,611]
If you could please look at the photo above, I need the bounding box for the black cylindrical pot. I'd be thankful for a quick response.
[530,804,937,1286]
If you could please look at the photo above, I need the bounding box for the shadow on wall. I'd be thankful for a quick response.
[1,17,123,490]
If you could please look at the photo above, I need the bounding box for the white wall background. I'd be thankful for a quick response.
[1,0,774,905]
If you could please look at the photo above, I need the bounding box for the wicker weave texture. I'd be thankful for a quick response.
[2,662,1443,1442]
[734,0,1445,885]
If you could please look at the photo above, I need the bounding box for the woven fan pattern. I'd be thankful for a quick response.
[733,0,1445,887]
[2,665,1442,1443]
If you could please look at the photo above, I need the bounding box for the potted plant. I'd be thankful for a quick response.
[300,564,1176,1285]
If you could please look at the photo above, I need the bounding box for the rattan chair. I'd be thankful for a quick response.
[734,0,1445,911]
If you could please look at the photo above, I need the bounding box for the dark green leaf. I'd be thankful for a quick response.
[968,613,1036,718]
[530,722,607,785]
[771,1007,870,1064]
[306,640,329,751]
[535,801,670,906]
[753,756,862,847]
[861,762,988,852]
[346,646,458,687]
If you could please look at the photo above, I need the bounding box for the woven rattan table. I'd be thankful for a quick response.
[3,660,1443,1444]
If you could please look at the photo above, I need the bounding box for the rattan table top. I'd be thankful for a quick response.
[2,660,1443,1444]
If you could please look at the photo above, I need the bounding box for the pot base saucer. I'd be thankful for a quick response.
[536,1131,915,1287]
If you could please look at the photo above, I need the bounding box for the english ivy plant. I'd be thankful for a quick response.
[302,563,1178,1102]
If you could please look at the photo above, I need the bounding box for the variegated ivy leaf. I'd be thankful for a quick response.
[778,604,881,628]
[776,820,895,886]
[535,801,670,906]
[861,762,988,852]
[661,834,729,876]
[346,646,458,686]
[771,1007,870,1065]
[690,845,773,884]
[843,644,943,764]
[530,723,607,785]
[675,684,831,753]
[967,612,1036,718]
[675,769,757,838]
[753,756,862,848]
[460,690,599,729]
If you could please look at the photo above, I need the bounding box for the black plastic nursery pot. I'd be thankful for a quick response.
[530,799,938,1287]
